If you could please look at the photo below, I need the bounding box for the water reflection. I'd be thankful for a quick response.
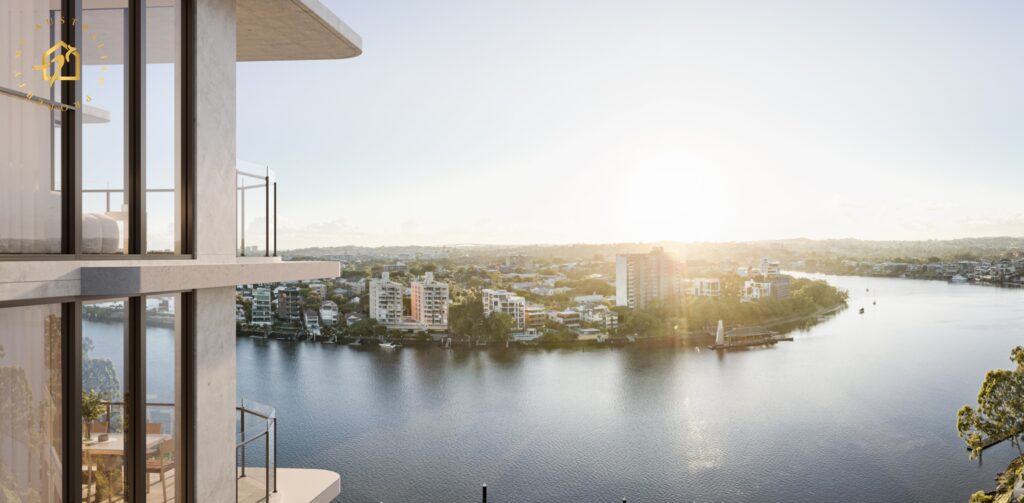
[234,275,1024,502]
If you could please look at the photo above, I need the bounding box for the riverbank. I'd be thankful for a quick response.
[238,299,847,349]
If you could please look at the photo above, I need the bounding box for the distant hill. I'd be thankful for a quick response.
[281,237,1024,263]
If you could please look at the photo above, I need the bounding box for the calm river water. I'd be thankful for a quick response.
[233,275,1024,502]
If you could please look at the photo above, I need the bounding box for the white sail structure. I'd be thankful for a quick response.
[715,320,725,346]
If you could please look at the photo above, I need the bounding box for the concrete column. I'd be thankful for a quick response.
[193,286,237,501]
[195,0,238,262]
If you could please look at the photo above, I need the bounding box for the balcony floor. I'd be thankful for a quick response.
[238,467,341,503]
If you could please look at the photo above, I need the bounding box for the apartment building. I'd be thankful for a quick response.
[690,278,722,297]
[0,0,358,500]
[760,257,782,278]
[370,272,404,325]
[319,299,339,327]
[277,287,303,322]
[410,272,449,327]
[304,309,321,339]
[525,304,548,329]
[252,287,273,326]
[615,247,685,310]
[482,289,527,330]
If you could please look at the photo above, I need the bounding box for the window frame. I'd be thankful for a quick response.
[0,0,195,261]
[29,290,196,502]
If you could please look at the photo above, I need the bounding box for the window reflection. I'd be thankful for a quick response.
[146,0,182,254]
[1,1,63,254]
[81,2,128,254]
[145,294,180,501]
[82,299,128,501]
[0,304,63,502]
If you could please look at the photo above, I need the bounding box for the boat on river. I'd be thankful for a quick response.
[951,274,968,284]
[379,342,401,349]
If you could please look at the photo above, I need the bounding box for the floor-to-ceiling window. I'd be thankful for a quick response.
[0,304,63,502]
[146,0,183,255]
[2,0,189,258]
[0,1,64,254]
[81,2,129,255]
[81,299,129,501]
[145,293,180,502]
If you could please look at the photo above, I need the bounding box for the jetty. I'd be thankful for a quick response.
[708,320,789,350]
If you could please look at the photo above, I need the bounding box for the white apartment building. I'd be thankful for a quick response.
[370,272,405,325]
[304,309,321,339]
[252,287,274,326]
[690,278,722,297]
[615,247,685,310]
[411,272,450,327]
[579,305,619,330]
[319,299,340,327]
[760,257,782,278]
[482,289,527,330]
[0,0,360,500]
[742,279,773,302]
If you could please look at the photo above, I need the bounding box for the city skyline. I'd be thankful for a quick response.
[239,0,1024,247]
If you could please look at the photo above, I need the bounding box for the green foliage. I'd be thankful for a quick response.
[684,277,846,330]
[81,336,120,400]
[957,346,1024,460]
[347,318,381,339]
[82,389,106,424]
[968,491,993,503]
[485,312,514,342]
[449,293,486,338]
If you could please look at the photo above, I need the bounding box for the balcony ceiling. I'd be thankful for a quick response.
[73,0,361,64]
[237,0,363,61]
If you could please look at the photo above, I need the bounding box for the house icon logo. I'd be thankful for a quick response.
[33,41,80,87]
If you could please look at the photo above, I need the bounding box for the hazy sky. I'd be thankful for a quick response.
[236,0,1024,248]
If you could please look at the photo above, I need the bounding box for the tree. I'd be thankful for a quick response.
[485,312,514,342]
[957,346,1024,459]
[82,336,120,401]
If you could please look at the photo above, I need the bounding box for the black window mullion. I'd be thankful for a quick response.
[63,0,81,257]
[128,3,146,256]
[62,301,82,502]
[127,296,147,501]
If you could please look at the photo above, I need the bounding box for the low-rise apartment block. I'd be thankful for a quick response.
[482,289,527,330]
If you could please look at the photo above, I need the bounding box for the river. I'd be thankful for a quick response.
[165,275,1024,501]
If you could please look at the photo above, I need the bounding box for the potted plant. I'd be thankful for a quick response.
[82,389,105,440]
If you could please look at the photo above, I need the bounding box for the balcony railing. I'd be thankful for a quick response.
[236,399,277,503]
[237,162,277,258]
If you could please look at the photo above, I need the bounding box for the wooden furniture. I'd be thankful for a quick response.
[146,438,176,501]
[146,423,163,434]
[83,433,171,501]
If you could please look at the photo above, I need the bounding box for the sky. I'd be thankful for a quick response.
[235,0,1024,248]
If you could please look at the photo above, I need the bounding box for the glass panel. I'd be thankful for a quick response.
[145,294,179,501]
[1,1,64,254]
[236,162,273,257]
[81,2,128,254]
[0,304,63,502]
[145,0,181,254]
[82,299,128,502]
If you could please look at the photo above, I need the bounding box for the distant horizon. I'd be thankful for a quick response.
[279,234,1024,252]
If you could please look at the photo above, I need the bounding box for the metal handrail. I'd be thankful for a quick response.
[237,166,277,258]
[236,403,277,503]
[81,188,176,213]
